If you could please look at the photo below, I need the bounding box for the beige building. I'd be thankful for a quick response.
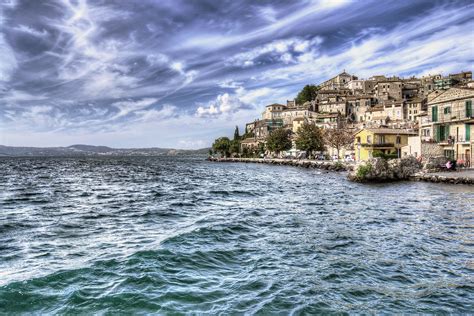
[405,97,425,122]
[427,87,474,165]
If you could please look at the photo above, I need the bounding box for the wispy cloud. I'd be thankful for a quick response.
[0,0,472,148]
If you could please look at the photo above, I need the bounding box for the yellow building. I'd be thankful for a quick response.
[354,128,417,161]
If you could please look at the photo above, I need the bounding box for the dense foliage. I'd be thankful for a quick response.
[294,123,325,154]
[266,128,292,154]
[295,85,319,105]
[212,137,231,157]
[373,150,399,160]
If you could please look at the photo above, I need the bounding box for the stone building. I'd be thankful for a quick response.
[375,80,403,101]
[319,71,357,90]
[346,95,376,122]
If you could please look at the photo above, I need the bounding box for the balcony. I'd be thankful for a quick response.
[438,135,471,145]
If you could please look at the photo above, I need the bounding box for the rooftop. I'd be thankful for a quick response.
[362,128,417,135]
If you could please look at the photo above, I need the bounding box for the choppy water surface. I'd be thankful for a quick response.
[0,156,473,314]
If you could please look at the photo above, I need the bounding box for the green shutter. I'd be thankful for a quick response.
[432,106,438,122]
[466,100,472,117]
[466,124,471,141]
[435,125,440,142]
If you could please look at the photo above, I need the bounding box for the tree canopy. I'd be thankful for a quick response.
[295,84,319,105]
[233,125,240,140]
[324,127,354,158]
[212,137,231,157]
[266,128,292,154]
[295,123,325,153]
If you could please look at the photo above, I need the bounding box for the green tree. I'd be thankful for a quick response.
[233,125,240,140]
[229,139,240,155]
[295,84,319,105]
[266,128,292,155]
[212,137,231,157]
[295,123,325,155]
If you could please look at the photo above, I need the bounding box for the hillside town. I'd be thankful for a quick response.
[214,70,473,168]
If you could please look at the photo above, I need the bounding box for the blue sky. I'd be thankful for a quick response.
[0,0,473,148]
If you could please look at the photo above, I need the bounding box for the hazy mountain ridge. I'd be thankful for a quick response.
[0,145,209,157]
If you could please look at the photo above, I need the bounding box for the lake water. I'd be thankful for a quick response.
[0,156,473,314]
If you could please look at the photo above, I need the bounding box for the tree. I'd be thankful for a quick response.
[212,137,231,157]
[266,128,292,155]
[295,84,319,105]
[324,127,354,160]
[229,139,240,155]
[295,123,325,155]
[233,125,240,140]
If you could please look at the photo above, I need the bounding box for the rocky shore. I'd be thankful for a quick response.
[207,157,353,171]
[209,157,474,185]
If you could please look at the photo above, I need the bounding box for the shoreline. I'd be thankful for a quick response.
[208,157,353,172]
[208,157,474,185]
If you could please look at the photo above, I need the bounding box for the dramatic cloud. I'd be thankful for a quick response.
[0,0,472,148]
[196,93,252,118]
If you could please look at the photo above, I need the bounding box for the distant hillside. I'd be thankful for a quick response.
[0,145,209,157]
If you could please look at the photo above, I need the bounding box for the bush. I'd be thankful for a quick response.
[334,161,345,170]
[356,163,373,179]
[373,150,398,160]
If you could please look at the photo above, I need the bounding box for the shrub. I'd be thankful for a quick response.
[356,163,373,179]
[373,150,398,160]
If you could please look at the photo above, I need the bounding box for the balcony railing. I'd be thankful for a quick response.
[438,135,470,144]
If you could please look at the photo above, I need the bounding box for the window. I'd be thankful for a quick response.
[466,124,471,141]
[444,107,451,114]
[367,135,372,144]
[432,106,438,122]
[444,149,455,160]
[356,137,361,143]
[466,100,472,117]
[396,136,401,144]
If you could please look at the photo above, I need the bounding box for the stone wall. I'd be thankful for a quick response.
[421,142,444,161]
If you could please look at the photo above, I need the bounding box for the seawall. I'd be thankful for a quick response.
[410,172,474,185]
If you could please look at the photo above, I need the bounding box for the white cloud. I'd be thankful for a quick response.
[134,104,177,122]
[0,34,17,86]
[0,90,47,102]
[12,25,48,37]
[259,6,474,82]
[111,98,157,119]
[228,37,323,67]
[258,6,277,23]
[196,93,252,117]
